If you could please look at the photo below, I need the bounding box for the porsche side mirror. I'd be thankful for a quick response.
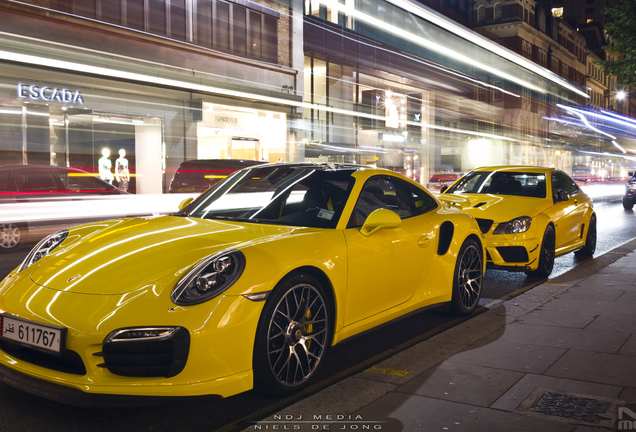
[440,185,448,193]
[179,197,194,210]
[553,189,570,203]
[360,208,401,237]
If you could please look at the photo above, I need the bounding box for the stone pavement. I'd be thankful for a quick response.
[245,238,636,432]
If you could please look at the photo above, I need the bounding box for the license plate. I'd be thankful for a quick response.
[0,314,65,355]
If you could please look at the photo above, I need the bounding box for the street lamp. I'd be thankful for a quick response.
[616,89,627,102]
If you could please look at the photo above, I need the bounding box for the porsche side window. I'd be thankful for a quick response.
[403,182,438,215]
[348,176,412,228]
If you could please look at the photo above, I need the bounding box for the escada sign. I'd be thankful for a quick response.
[17,83,85,104]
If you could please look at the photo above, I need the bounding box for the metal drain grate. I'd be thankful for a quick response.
[531,392,610,423]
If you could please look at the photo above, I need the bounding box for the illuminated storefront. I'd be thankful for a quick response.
[197,103,287,162]
[0,71,170,194]
[0,67,293,194]
[0,0,299,194]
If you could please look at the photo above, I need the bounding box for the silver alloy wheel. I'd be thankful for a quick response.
[265,283,328,387]
[457,243,483,310]
[0,223,21,249]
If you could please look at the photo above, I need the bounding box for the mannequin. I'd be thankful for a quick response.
[98,148,114,184]
[115,149,130,192]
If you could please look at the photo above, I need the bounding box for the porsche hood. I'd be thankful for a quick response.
[26,215,310,295]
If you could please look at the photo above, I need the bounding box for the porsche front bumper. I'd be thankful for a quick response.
[0,273,265,403]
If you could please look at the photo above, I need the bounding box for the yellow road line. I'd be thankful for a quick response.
[366,365,412,377]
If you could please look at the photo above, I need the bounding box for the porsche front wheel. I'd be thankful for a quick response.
[253,274,331,396]
[450,238,483,316]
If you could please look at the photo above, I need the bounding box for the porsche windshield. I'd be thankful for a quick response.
[446,171,547,198]
[181,165,355,228]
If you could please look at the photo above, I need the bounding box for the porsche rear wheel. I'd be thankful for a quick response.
[529,225,555,278]
[0,223,22,252]
[450,238,483,316]
[253,273,331,396]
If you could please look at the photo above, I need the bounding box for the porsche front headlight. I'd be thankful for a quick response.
[171,250,245,306]
[493,216,532,234]
[18,229,69,273]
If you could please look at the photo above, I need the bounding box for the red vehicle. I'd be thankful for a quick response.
[0,165,128,251]
[426,172,462,191]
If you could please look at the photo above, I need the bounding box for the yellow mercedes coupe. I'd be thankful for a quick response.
[439,166,596,277]
[0,163,484,404]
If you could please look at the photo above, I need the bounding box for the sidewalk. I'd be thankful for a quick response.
[245,238,636,432]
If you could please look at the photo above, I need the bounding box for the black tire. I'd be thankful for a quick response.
[623,198,634,210]
[528,225,555,278]
[449,238,483,316]
[253,273,331,396]
[575,214,596,256]
[0,223,23,252]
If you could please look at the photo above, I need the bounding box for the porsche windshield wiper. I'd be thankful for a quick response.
[206,215,260,223]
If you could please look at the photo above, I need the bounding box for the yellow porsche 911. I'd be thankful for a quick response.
[439,166,596,277]
[0,163,484,404]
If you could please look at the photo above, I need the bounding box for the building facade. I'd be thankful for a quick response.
[0,0,302,193]
[0,0,609,194]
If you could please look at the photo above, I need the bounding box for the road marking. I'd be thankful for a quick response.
[544,282,575,286]
[366,365,412,377]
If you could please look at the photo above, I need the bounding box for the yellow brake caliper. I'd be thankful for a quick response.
[303,307,313,348]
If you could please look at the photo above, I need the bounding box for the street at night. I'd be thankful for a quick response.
[0,194,633,431]
[2,0,636,430]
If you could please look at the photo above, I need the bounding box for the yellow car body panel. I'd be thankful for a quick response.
[441,165,595,273]
[0,164,485,401]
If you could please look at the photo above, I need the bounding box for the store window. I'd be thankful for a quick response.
[196,103,287,163]
[1,80,166,194]
[303,55,429,181]
[197,0,279,62]
[67,0,278,62]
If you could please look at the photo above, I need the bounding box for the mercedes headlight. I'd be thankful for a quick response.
[493,216,532,234]
[18,229,69,273]
[171,250,245,306]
